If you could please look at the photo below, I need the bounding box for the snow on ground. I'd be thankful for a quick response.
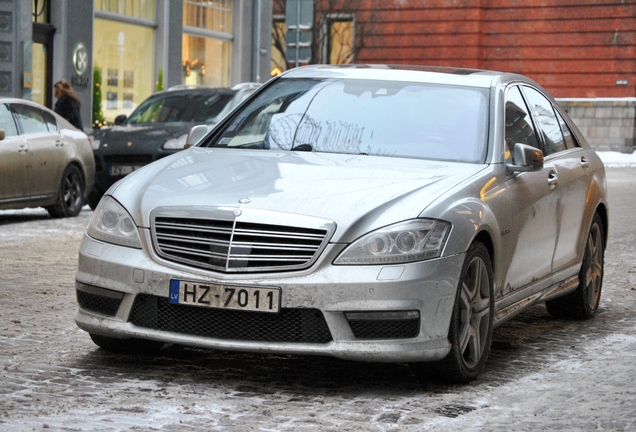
[597,151,636,167]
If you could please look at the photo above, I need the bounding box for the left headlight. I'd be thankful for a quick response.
[162,133,188,150]
[334,219,451,265]
[87,195,142,249]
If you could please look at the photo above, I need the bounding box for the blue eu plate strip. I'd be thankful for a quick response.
[169,279,180,304]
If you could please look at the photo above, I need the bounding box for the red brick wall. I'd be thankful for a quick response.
[333,0,636,98]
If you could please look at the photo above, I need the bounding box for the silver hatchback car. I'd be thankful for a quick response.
[75,65,608,383]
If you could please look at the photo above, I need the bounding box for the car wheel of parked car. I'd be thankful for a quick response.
[411,242,494,383]
[89,333,164,354]
[46,165,85,218]
[546,213,605,320]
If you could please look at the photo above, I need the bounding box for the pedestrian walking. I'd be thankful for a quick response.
[53,79,83,130]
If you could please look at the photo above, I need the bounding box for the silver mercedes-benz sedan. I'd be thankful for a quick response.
[75,65,608,383]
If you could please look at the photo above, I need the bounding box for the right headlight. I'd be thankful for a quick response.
[87,195,142,249]
[334,219,451,265]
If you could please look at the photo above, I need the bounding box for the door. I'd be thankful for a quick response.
[11,104,65,199]
[32,20,56,108]
[0,103,29,202]
[521,86,591,273]
[501,86,560,294]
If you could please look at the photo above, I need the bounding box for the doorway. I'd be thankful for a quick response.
[32,23,55,108]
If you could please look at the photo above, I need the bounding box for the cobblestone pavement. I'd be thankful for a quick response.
[1,168,635,432]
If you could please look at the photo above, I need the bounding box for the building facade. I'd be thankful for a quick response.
[0,0,272,127]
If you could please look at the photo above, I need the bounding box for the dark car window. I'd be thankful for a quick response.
[0,103,18,137]
[126,92,235,125]
[505,86,540,161]
[12,104,50,135]
[522,86,566,155]
[208,78,490,163]
[555,109,579,149]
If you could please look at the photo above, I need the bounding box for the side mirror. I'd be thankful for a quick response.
[114,114,127,125]
[185,124,210,149]
[508,143,544,172]
[0,128,5,141]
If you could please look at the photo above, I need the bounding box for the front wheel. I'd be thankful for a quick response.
[46,165,85,218]
[410,242,494,383]
[546,213,605,319]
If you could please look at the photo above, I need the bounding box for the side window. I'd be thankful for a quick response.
[522,86,566,155]
[505,86,539,162]
[555,109,579,149]
[0,103,18,137]
[41,110,58,132]
[12,104,50,135]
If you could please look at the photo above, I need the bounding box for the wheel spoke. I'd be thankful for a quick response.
[585,224,603,307]
[458,257,492,367]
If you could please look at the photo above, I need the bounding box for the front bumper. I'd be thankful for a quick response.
[75,229,464,363]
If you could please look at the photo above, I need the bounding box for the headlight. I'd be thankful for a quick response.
[334,219,451,265]
[89,137,100,150]
[162,134,188,150]
[87,195,142,249]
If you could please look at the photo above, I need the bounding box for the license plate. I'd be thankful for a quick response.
[109,165,141,176]
[169,279,281,313]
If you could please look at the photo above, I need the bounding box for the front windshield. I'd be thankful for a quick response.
[127,92,235,124]
[206,78,489,163]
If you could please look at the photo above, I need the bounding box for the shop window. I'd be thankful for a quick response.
[271,17,286,76]
[184,0,232,33]
[93,18,155,122]
[94,0,155,20]
[32,0,49,23]
[325,16,353,65]
[182,35,230,88]
[182,0,233,87]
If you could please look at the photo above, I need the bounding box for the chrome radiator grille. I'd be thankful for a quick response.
[152,216,330,273]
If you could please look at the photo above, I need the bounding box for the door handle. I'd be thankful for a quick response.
[548,170,558,189]
[580,156,590,171]
[55,140,64,147]
[18,144,28,153]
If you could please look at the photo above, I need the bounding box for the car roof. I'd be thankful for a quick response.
[0,97,56,110]
[164,82,261,94]
[280,64,532,89]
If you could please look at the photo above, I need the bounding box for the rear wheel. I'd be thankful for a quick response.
[46,165,84,218]
[546,213,604,319]
[89,333,164,354]
[410,242,494,383]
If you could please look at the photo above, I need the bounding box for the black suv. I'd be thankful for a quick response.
[87,83,260,209]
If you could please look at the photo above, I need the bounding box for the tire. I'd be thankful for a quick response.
[546,213,604,320]
[86,187,103,210]
[410,242,494,384]
[46,165,85,218]
[89,333,164,354]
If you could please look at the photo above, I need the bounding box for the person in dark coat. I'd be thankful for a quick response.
[53,79,83,130]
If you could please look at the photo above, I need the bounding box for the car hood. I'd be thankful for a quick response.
[91,123,198,149]
[112,147,488,242]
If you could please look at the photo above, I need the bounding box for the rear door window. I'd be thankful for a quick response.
[12,104,50,135]
[522,86,567,155]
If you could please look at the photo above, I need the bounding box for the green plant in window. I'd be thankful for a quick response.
[92,66,106,129]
